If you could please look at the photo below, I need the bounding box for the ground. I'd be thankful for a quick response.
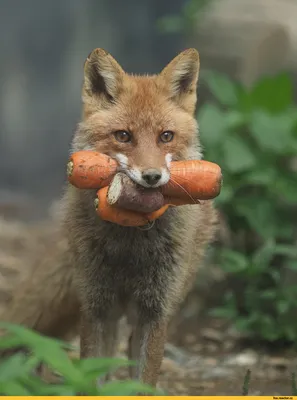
[66,313,297,396]
[0,197,296,396]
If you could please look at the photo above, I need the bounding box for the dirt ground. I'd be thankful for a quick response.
[1,196,296,396]
[63,289,297,396]
[105,312,297,396]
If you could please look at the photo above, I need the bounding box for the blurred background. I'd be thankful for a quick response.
[1,0,297,395]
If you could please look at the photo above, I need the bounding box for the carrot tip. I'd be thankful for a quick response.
[67,161,74,177]
[94,198,99,210]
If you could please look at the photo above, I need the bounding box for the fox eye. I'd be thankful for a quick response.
[160,131,174,143]
[114,130,131,143]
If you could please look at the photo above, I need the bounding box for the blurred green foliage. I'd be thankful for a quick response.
[158,0,297,344]
[0,323,159,395]
[198,70,297,342]
[157,0,212,35]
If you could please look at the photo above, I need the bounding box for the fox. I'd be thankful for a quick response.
[62,47,217,388]
[0,48,217,390]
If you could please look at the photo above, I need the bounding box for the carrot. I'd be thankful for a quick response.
[163,196,199,206]
[95,187,169,227]
[67,151,117,189]
[161,159,222,201]
[146,205,170,222]
[68,150,222,201]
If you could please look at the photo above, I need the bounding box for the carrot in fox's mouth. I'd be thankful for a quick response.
[67,150,222,201]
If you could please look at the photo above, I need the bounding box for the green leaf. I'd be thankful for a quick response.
[0,381,32,396]
[209,306,237,319]
[277,300,290,314]
[36,385,76,396]
[236,199,276,239]
[234,317,253,332]
[277,223,295,240]
[283,325,297,342]
[220,249,248,273]
[244,167,277,186]
[250,73,293,113]
[198,103,226,146]
[285,261,297,271]
[249,110,295,152]
[0,353,29,382]
[215,185,234,204]
[202,70,239,106]
[252,240,276,269]
[222,135,256,173]
[269,269,281,283]
[274,244,297,258]
[17,374,53,395]
[0,335,24,350]
[260,289,277,300]
[0,323,83,385]
[258,315,278,340]
[75,357,133,380]
[273,173,297,204]
[225,110,247,129]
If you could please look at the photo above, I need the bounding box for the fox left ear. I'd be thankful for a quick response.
[160,48,200,114]
[82,48,125,109]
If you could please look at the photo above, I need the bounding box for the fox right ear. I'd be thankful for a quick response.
[160,48,200,114]
[83,48,124,106]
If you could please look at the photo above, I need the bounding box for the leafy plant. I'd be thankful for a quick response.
[198,70,297,342]
[0,322,160,395]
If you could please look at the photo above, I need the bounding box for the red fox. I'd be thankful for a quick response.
[62,48,217,388]
[1,48,217,389]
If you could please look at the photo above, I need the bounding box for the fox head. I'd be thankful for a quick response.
[72,48,201,188]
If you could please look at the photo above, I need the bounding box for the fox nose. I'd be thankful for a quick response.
[142,169,162,186]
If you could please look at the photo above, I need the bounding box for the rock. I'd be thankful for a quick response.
[191,343,202,352]
[185,333,197,345]
[206,343,219,352]
[161,357,183,374]
[223,340,234,351]
[205,357,218,367]
[268,357,290,370]
[201,328,224,343]
[202,366,233,379]
[224,350,258,366]
[164,343,191,365]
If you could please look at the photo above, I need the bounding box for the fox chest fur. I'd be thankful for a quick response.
[63,186,214,322]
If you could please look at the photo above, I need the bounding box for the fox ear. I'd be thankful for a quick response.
[83,48,124,106]
[160,48,200,114]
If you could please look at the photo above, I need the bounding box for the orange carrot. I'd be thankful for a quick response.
[67,151,117,189]
[68,150,222,201]
[146,205,170,222]
[161,160,222,201]
[95,187,169,227]
[163,196,199,206]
